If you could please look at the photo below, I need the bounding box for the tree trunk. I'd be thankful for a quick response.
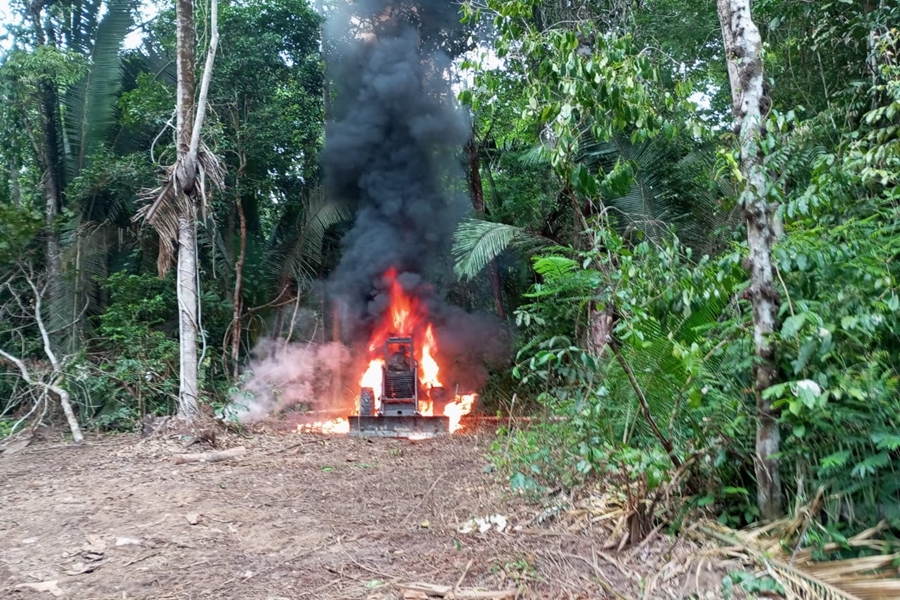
[9,157,21,206]
[174,0,199,419]
[54,378,84,444]
[230,188,247,380]
[717,0,783,520]
[38,80,64,346]
[465,136,505,318]
[177,212,200,418]
[175,0,196,161]
[589,302,614,355]
[29,6,65,331]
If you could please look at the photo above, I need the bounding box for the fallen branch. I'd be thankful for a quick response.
[399,582,516,599]
[0,348,82,444]
[454,559,475,592]
[172,445,245,464]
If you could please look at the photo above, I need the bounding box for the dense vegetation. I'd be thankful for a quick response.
[2,0,899,572]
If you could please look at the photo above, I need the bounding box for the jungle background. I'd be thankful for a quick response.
[2,0,900,597]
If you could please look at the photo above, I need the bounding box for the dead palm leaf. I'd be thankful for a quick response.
[135,144,225,276]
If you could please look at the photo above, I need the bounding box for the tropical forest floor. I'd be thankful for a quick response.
[0,426,742,600]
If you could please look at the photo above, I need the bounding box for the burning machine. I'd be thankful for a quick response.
[349,337,450,437]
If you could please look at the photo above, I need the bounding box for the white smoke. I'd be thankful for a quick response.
[229,340,353,423]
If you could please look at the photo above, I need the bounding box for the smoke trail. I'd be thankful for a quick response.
[231,340,352,423]
[323,0,471,334]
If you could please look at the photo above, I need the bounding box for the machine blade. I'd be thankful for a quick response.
[348,415,450,438]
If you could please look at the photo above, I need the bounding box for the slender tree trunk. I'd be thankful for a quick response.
[317,0,330,119]
[230,187,247,380]
[465,136,505,318]
[9,157,21,206]
[175,0,196,160]
[717,0,783,520]
[174,0,199,419]
[29,6,65,349]
[176,214,200,418]
[38,81,64,341]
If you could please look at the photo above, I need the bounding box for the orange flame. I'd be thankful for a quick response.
[351,269,476,433]
[296,418,350,435]
[276,268,476,436]
[297,268,476,435]
[359,358,385,408]
[444,393,477,434]
[419,324,440,389]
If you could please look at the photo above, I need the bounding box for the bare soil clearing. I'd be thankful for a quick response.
[1,430,729,599]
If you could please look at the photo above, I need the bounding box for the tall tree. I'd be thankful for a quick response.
[717,0,783,519]
[138,0,222,420]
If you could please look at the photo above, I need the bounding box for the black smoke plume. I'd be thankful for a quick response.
[323,1,509,390]
[324,1,468,324]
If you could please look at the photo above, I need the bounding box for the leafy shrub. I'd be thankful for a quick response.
[72,272,180,428]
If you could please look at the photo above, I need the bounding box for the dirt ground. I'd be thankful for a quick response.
[1,428,735,600]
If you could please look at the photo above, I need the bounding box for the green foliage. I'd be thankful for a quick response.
[494,227,755,516]
[0,204,43,265]
[72,272,180,427]
[2,46,89,87]
[722,570,785,598]
[766,179,900,523]
[116,72,173,140]
[62,0,135,180]
[452,219,546,281]
[491,421,585,494]
[462,0,900,540]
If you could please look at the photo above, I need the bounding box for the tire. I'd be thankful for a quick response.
[359,387,375,417]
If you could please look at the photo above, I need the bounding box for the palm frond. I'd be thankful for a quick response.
[576,133,737,254]
[609,136,681,241]
[704,523,900,600]
[63,0,136,180]
[452,218,549,281]
[518,144,549,166]
[278,186,353,284]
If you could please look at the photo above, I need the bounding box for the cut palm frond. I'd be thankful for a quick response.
[701,521,900,600]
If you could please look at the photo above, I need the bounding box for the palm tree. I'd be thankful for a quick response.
[452,133,736,284]
[3,0,139,351]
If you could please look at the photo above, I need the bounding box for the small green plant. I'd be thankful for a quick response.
[0,419,16,439]
[722,570,785,598]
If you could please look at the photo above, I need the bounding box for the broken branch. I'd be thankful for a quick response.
[172,445,246,464]
[399,582,516,599]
